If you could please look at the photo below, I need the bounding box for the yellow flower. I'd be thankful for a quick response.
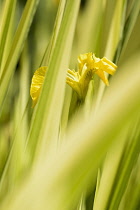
[66,66,93,99]
[30,66,47,107]
[78,53,94,75]
[30,53,117,107]
[66,52,117,99]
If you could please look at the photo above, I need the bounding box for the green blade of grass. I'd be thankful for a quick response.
[122,158,140,210]
[0,130,9,180]
[109,124,140,210]
[121,0,140,53]
[40,0,66,66]
[59,85,72,141]
[93,129,128,210]
[100,0,117,57]
[93,0,126,116]
[3,45,30,193]
[118,10,140,67]
[105,0,127,59]
[76,0,104,54]
[26,0,80,162]
[116,0,140,63]
[0,0,40,110]
[93,120,140,210]
[0,0,16,73]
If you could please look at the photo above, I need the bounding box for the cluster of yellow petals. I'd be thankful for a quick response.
[66,53,117,99]
[30,53,117,107]
[30,66,47,107]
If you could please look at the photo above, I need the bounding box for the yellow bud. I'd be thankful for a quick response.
[30,66,47,107]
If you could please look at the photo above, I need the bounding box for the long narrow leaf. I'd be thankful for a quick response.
[0,0,40,110]
[0,0,16,73]
[26,0,80,161]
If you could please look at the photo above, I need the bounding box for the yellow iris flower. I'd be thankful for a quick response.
[30,53,117,106]
[66,53,117,99]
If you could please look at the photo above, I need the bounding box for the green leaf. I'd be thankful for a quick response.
[100,0,118,57]
[0,0,40,110]
[0,0,16,73]
[26,0,81,162]
[40,0,66,66]
[116,0,140,62]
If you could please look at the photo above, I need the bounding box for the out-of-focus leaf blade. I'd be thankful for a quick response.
[26,0,80,161]
[0,0,16,73]
[116,0,140,62]
[0,0,40,110]
[40,0,66,66]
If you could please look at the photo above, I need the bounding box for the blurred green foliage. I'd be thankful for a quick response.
[0,0,140,210]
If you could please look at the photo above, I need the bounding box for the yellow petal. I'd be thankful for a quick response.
[67,69,79,81]
[66,77,81,98]
[30,66,47,107]
[79,65,93,85]
[92,53,100,62]
[102,57,117,69]
[95,69,109,86]
[78,52,93,74]
[101,57,117,75]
